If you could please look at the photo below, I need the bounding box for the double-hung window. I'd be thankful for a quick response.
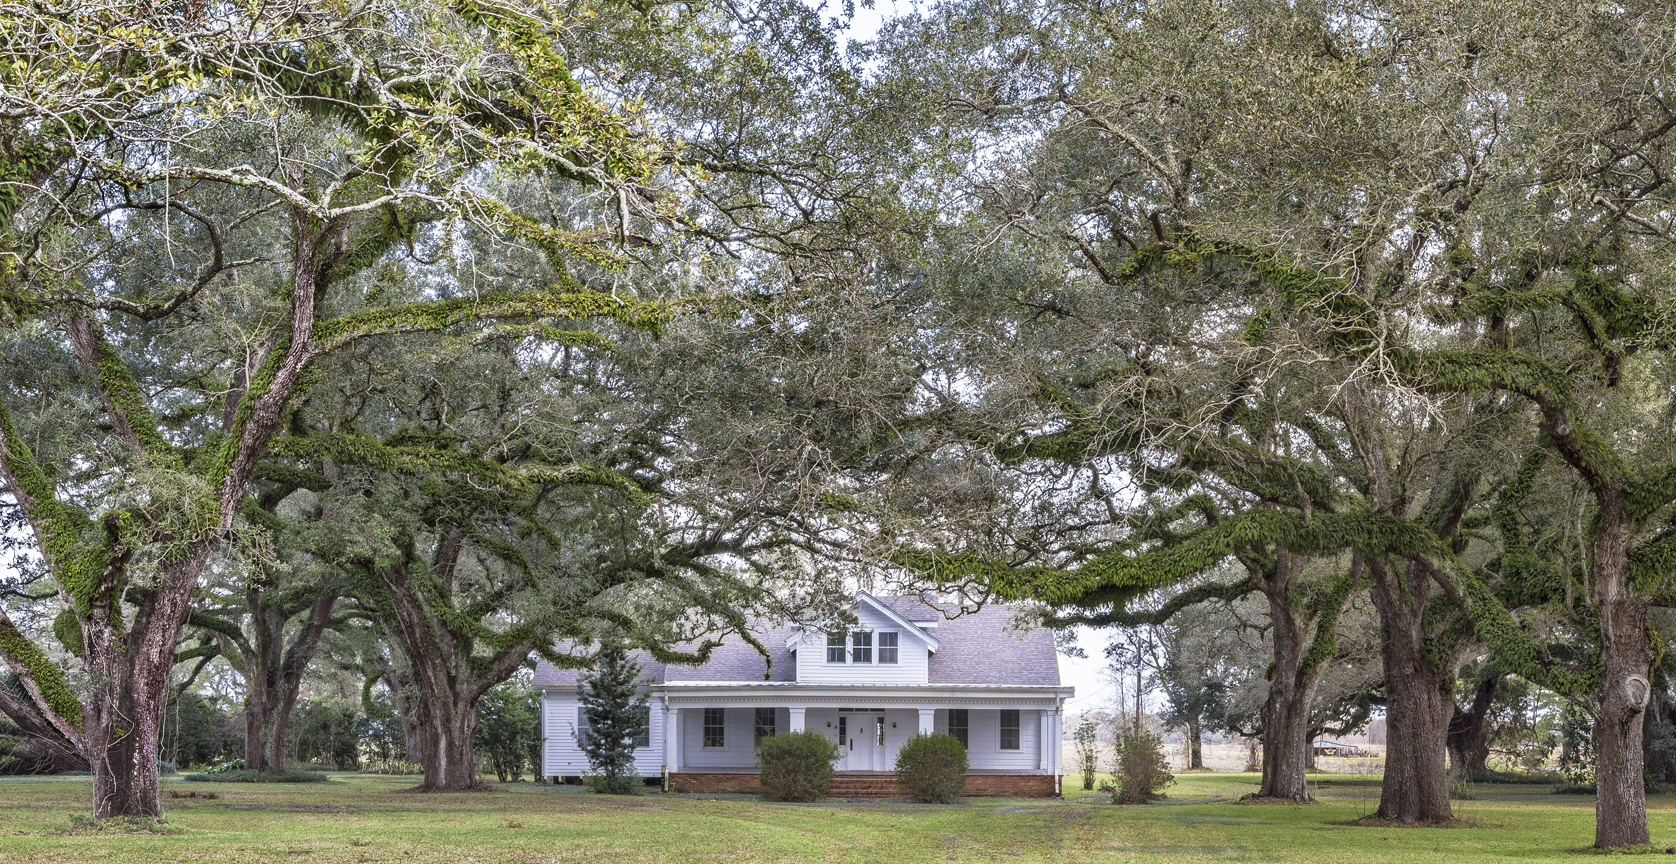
[703,707,726,748]
[826,632,847,663]
[999,709,1021,751]
[877,632,899,664]
[754,707,777,742]
[851,631,873,663]
[632,707,651,748]
[947,709,969,748]
[577,706,652,749]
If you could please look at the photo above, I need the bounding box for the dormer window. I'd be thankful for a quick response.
[878,632,898,664]
[826,632,847,663]
[851,631,873,663]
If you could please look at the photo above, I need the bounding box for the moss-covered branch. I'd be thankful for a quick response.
[309,290,679,356]
[0,610,83,735]
[1044,576,1257,627]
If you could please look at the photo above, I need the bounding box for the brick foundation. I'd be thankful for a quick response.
[668,772,768,794]
[668,772,1060,798]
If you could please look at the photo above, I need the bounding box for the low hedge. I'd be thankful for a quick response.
[183,769,330,783]
[757,731,840,802]
[894,733,968,803]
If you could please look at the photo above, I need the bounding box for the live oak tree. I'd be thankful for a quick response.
[866,0,1676,847]
[0,0,685,817]
[265,249,806,791]
[185,498,343,777]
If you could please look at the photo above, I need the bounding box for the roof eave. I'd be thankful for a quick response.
[857,590,942,652]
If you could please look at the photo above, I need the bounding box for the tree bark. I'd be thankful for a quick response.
[267,593,336,772]
[1255,554,1317,802]
[372,545,529,791]
[1188,718,1203,770]
[1447,672,1498,778]
[82,546,212,818]
[243,684,268,771]
[232,587,337,773]
[1370,558,1454,825]
[1593,501,1652,850]
[379,661,427,765]
[420,693,480,790]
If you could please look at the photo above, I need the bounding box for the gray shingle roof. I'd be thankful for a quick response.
[531,598,1061,688]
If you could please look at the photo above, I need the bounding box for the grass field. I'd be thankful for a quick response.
[0,771,1669,863]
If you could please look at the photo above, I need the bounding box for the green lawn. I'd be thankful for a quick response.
[0,771,1666,863]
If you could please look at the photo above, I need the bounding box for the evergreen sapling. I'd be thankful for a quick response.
[578,645,649,794]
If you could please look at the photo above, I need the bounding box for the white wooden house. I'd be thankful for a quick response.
[534,592,1072,796]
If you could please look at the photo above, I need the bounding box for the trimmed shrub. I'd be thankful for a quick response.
[894,733,969,803]
[757,730,840,802]
[1111,726,1174,804]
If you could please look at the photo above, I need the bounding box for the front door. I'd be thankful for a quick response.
[839,711,886,770]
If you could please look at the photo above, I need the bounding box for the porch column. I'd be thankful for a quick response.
[789,707,806,733]
[666,707,681,772]
[1051,709,1062,777]
[1039,709,1053,771]
[918,708,935,736]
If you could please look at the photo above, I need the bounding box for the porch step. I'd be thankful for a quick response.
[827,774,905,798]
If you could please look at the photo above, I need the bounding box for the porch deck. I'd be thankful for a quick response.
[667,769,1062,797]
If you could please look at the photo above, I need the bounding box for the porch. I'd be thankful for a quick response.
[666,769,1061,798]
[656,696,1066,797]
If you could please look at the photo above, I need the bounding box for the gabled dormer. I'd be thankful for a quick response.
[787,591,941,684]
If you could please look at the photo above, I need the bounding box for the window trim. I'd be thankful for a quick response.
[999,709,1021,751]
[851,630,873,664]
[947,708,968,748]
[826,631,847,664]
[754,707,777,743]
[633,706,651,749]
[702,707,726,749]
[877,631,899,664]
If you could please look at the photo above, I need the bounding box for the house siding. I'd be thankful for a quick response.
[792,604,933,685]
[541,691,667,778]
[937,708,1040,771]
[680,706,789,769]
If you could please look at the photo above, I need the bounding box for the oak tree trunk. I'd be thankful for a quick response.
[267,594,336,772]
[1188,718,1204,770]
[243,690,268,772]
[1447,673,1498,778]
[1593,505,1652,850]
[1370,559,1453,824]
[420,697,480,791]
[1257,580,1315,802]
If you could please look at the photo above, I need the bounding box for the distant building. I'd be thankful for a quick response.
[533,591,1074,796]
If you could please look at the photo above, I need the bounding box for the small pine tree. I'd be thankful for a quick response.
[1073,718,1100,791]
[578,644,650,794]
